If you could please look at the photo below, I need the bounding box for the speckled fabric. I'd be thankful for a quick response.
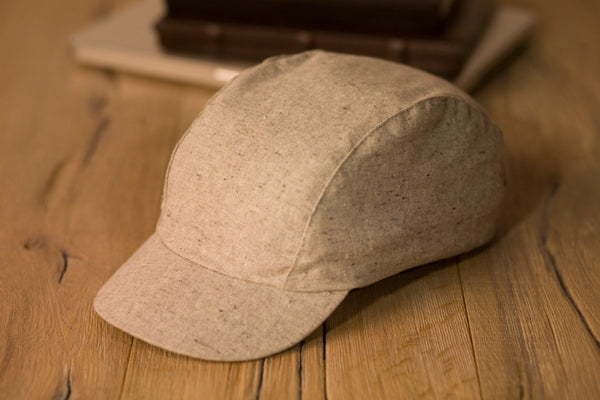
[94,50,505,361]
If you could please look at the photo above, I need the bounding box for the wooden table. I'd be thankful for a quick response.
[1,0,599,398]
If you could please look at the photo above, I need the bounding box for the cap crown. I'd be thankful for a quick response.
[157,51,504,291]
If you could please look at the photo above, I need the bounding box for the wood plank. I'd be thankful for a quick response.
[0,1,132,398]
[120,340,262,399]
[259,347,301,400]
[326,260,481,399]
[457,0,600,397]
[301,326,328,400]
[458,199,600,398]
[0,2,219,398]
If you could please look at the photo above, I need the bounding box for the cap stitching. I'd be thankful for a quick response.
[158,65,254,225]
[282,93,487,289]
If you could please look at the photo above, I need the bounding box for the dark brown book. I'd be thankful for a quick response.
[156,0,493,78]
[165,0,458,34]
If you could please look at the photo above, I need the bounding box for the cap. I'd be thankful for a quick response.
[94,50,505,361]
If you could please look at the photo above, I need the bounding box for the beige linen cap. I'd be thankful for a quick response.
[94,50,505,361]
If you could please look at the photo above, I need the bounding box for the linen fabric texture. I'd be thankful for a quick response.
[94,50,505,361]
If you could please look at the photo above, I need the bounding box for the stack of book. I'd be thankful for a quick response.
[156,0,494,79]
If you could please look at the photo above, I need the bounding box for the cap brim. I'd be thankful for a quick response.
[94,233,347,361]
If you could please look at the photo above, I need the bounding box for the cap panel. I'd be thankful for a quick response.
[285,95,505,291]
[157,51,451,288]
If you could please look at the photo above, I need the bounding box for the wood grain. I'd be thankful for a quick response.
[0,0,599,399]
[327,259,481,399]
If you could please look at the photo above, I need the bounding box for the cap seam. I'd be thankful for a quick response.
[282,93,485,288]
[158,63,258,223]
[153,231,348,294]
